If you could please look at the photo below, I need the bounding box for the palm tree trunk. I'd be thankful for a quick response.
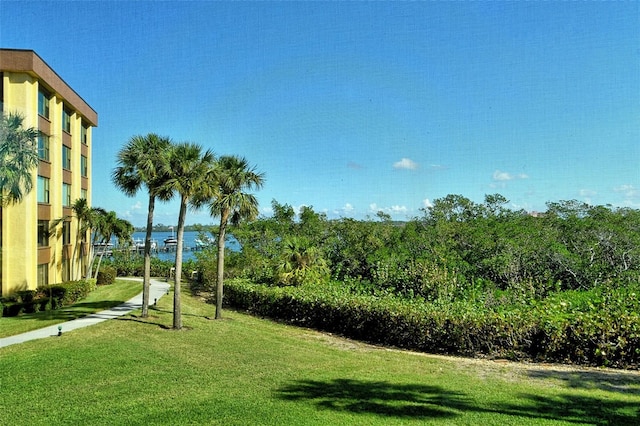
[93,241,108,279]
[141,194,155,318]
[215,209,229,319]
[71,223,80,281]
[173,196,188,330]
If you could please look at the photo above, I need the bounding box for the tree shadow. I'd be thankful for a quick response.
[493,392,640,425]
[526,368,640,395]
[13,300,128,322]
[275,378,640,424]
[116,314,172,330]
[275,378,470,420]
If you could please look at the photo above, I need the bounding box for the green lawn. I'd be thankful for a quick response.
[0,279,142,338]
[1,284,638,425]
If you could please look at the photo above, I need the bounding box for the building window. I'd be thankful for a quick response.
[62,107,72,133]
[38,132,50,161]
[38,220,49,247]
[81,188,88,200]
[81,155,88,177]
[81,122,88,145]
[62,221,71,245]
[37,176,50,203]
[62,145,71,170]
[63,183,71,207]
[38,88,51,119]
[37,264,49,287]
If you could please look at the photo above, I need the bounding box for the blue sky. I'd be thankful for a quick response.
[1,1,638,226]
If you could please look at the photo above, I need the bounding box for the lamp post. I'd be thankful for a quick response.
[57,325,62,336]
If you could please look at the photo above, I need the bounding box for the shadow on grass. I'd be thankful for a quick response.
[276,378,640,424]
[12,301,127,322]
[276,379,468,420]
[116,311,172,330]
[494,392,640,425]
[526,369,640,395]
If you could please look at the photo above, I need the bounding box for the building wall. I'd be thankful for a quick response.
[1,49,97,295]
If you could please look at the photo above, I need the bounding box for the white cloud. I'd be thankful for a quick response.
[492,170,529,181]
[393,158,418,170]
[390,205,408,213]
[579,189,597,197]
[368,203,409,216]
[332,203,356,217]
[428,164,447,171]
[423,198,433,209]
[614,184,638,198]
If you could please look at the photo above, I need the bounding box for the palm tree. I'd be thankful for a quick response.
[84,206,108,280]
[277,236,329,286]
[0,112,39,206]
[112,134,174,317]
[208,156,264,319]
[70,198,92,280]
[93,211,133,279]
[167,142,215,329]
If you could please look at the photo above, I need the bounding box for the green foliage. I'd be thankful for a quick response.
[1,279,96,317]
[276,237,330,286]
[96,266,117,285]
[101,253,178,278]
[223,278,640,368]
[194,195,640,367]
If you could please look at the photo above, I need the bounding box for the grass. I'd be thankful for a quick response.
[1,283,639,425]
[0,279,142,338]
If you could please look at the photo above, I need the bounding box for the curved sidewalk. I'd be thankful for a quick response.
[0,278,170,349]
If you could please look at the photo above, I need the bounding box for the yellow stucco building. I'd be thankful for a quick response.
[1,49,98,295]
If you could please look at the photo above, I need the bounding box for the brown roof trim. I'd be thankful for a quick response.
[0,49,98,126]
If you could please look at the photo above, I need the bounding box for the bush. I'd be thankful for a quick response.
[221,278,640,368]
[1,279,97,317]
[47,279,97,307]
[96,266,117,285]
[101,254,176,278]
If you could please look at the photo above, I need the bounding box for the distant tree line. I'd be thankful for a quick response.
[223,195,640,298]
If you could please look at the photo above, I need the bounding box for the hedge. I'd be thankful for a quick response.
[222,279,640,369]
[1,279,97,318]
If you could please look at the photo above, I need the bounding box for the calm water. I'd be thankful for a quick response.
[128,230,240,263]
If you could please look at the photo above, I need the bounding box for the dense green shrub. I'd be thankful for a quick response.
[101,253,178,278]
[222,279,640,368]
[1,279,96,317]
[96,266,117,285]
[49,279,97,306]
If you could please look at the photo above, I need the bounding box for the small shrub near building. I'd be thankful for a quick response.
[0,279,97,317]
[96,266,117,285]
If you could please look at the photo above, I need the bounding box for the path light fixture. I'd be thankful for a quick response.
[154,298,157,306]
[57,325,62,336]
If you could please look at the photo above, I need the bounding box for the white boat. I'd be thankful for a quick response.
[164,226,177,246]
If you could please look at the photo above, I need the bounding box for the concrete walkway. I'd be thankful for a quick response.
[0,278,170,349]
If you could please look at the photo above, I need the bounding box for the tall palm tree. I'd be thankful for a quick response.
[70,198,92,280]
[208,156,264,319]
[112,134,174,317]
[167,142,215,329]
[0,112,39,206]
